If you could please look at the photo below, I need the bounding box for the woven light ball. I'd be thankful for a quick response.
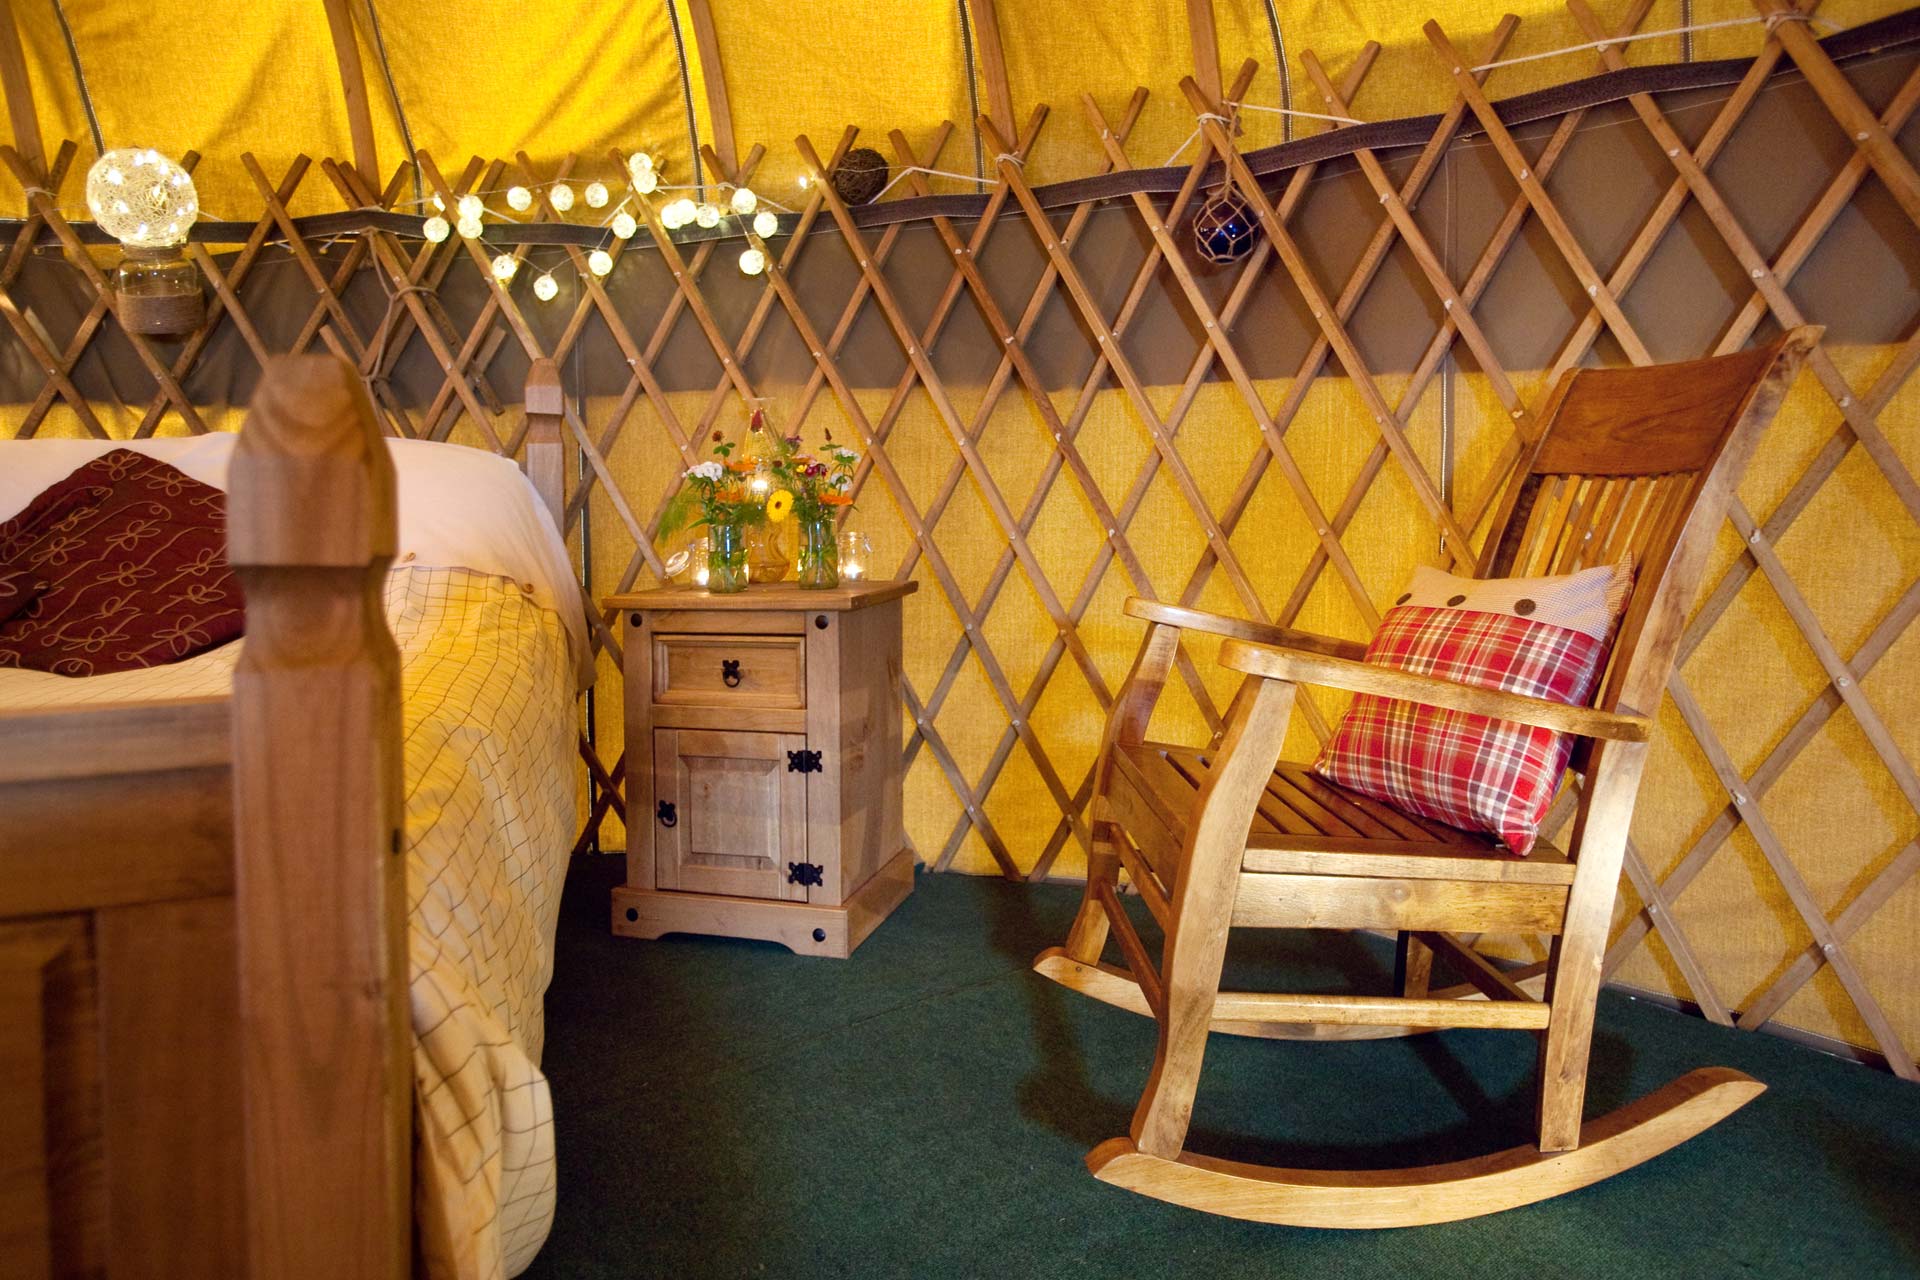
[831,147,889,206]
[85,148,198,248]
[1192,186,1256,265]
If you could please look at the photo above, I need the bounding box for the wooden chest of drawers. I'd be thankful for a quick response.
[603,581,917,958]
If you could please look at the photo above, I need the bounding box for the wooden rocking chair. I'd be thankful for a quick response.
[1035,327,1819,1226]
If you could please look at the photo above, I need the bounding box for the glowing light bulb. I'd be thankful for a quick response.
[490,253,518,281]
[635,168,659,194]
[84,148,198,248]
[739,247,766,276]
[506,185,533,212]
[549,184,575,212]
[628,152,654,182]
[663,199,696,229]
[457,193,484,221]
[430,193,444,211]
[753,210,778,238]
[611,211,638,239]
[423,215,451,243]
[797,173,812,189]
[533,273,559,302]
[749,474,770,495]
[695,202,720,228]
[588,249,613,276]
[585,182,609,208]
[729,186,757,215]
[456,215,484,239]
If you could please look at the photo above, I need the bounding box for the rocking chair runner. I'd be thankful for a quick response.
[1036,327,1820,1227]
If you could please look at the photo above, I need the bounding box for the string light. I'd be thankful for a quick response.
[456,214,484,239]
[533,273,559,301]
[588,249,614,276]
[695,202,720,228]
[457,193,484,221]
[627,152,655,183]
[752,209,778,238]
[662,198,697,229]
[549,184,575,212]
[85,148,198,248]
[423,215,450,243]
[730,186,758,216]
[490,253,518,281]
[634,168,659,194]
[611,211,638,239]
[739,246,766,276]
[506,185,533,212]
[797,173,812,189]
[585,181,609,208]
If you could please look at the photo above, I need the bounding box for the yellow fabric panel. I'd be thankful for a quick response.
[48,0,379,218]
[699,0,972,196]
[4,1,89,177]
[377,0,690,197]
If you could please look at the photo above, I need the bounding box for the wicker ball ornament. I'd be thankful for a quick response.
[830,147,889,206]
[1192,186,1256,265]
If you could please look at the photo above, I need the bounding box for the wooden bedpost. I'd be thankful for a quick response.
[524,356,566,529]
[228,356,408,1279]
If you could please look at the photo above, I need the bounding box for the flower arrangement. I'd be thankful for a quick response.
[658,410,859,591]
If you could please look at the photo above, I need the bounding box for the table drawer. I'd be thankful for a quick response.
[652,633,805,709]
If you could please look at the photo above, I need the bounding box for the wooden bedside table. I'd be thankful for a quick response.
[604,580,918,958]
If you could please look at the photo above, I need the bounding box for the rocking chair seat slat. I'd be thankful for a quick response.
[1116,742,1575,886]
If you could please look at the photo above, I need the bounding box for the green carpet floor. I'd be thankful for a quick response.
[523,856,1918,1279]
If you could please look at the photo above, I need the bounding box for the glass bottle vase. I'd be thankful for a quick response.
[796,512,840,590]
[705,521,750,593]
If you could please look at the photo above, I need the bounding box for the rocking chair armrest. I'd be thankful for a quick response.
[1217,640,1653,743]
[1123,598,1367,661]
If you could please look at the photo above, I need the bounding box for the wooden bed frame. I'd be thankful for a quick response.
[0,354,569,1279]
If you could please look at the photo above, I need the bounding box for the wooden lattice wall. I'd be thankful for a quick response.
[0,3,1915,1077]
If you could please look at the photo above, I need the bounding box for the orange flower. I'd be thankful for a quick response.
[821,492,854,506]
[725,455,760,473]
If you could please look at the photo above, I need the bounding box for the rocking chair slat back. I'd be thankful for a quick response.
[1484,327,1821,718]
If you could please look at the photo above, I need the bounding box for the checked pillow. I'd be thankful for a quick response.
[1311,560,1633,855]
[0,449,244,677]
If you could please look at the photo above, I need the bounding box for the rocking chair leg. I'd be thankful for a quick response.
[1131,679,1297,1159]
[1537,740,1649,1153]
[1394,932,1432,999]
[1063,835,1119,964]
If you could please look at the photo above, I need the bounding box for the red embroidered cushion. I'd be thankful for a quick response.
[1311,561,1632,855]
[0,567,44,625]
[0,449,244,677]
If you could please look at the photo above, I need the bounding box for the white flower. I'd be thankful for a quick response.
[686,461,726,483]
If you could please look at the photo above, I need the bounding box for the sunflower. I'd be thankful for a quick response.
[765,489,795,522]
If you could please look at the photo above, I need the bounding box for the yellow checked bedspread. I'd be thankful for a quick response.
[0,565,578,1279]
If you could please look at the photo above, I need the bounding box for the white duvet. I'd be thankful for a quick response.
[0,438,585,1279]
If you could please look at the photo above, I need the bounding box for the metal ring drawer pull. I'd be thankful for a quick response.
[721,658,742,688]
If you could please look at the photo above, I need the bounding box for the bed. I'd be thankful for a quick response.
[0,356,584,1279]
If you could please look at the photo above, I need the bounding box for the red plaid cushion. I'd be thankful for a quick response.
[1311,562,1630,855]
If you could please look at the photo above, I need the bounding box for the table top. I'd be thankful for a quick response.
[605,579,918,613]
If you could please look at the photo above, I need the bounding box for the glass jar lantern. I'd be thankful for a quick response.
[837,530,873,582]
[115,245,203,338]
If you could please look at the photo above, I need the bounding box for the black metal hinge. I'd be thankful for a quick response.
[787,749,822,774]
[787,861,824,887]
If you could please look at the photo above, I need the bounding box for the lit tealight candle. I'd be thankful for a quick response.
[838,530,871,580]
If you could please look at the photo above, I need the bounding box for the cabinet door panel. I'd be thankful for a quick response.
[654,729,809,901]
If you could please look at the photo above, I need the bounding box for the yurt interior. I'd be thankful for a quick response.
[0,0,1915,1276]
